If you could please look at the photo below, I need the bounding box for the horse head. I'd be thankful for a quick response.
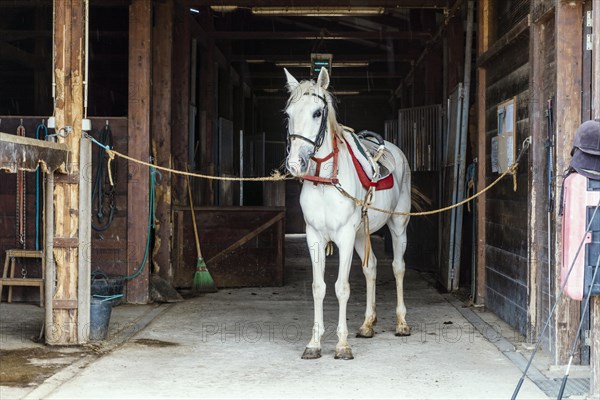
[283,67,332,177]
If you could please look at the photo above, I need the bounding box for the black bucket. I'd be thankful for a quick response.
[90,299,113,341]
[91,270,124,306]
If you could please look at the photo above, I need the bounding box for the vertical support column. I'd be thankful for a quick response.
[171,0,190,208]
[590,2,600,395]
[127,0,151,303]
[199,9,216,206]
[475,0,490,305]
[555,0,583,364]
[152,0,174,283]
[49,0,85,345]
[527,1,553,349]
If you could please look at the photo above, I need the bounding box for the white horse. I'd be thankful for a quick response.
[284,67,412,360]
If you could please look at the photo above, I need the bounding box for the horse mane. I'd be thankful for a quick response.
[286,79,348,141]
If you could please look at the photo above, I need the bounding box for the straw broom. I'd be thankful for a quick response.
[185,167,217,293]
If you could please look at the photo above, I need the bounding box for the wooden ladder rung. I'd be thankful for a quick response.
[2,249,45,307]
[0,278,44,286]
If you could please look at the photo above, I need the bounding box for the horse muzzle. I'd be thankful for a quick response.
[286,156,309,177]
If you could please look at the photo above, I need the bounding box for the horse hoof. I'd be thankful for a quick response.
[395,325,411,337]
[334,347,354,360]
[356,327,374,338]
[301,347,321,359]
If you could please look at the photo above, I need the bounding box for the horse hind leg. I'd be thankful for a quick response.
[354,234,377,339]
[388,216,411,337]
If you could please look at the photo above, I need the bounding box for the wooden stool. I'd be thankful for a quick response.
[0,249,44,307]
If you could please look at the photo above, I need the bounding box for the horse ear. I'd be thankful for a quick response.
[317,67,330,90]
[284,68,299,92]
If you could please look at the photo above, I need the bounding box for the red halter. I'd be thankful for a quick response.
[301,136,340,186]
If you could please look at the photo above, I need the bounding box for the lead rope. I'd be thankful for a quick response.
[361,141,385,267]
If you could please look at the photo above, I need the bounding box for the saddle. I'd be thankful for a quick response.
[344,130,395,190]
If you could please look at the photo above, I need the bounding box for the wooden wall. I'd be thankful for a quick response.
[481,1,531,335]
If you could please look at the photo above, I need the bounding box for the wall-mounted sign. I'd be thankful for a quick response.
[492,97,517,173]
[311,53,332,78]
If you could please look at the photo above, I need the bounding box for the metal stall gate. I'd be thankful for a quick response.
[395,105,443,172]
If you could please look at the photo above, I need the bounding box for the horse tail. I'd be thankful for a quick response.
[411,186,432,213]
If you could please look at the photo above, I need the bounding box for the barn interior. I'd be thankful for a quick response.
[2,1,599,393]
[0,0,600,396]
[0,0,469,291]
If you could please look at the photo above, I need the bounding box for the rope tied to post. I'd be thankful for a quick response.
[83,133,531,218]
[334,136,531,217]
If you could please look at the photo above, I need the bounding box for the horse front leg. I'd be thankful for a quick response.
[301,227,326,359]
[334,234,356,359]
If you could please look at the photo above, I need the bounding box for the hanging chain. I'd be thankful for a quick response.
[16,121,26,248]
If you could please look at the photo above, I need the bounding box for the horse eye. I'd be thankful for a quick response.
[313,110,322,118]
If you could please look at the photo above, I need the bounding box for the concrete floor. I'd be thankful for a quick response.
[0,235,573,399]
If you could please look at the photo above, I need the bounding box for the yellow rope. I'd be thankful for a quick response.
[104,148,290,184]
[337,162,520,217]
[99,135,530,219]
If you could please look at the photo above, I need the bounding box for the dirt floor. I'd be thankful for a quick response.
[0,236,592,399]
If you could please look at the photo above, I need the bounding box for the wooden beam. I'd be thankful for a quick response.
[198,8,216,205]
[210,30,432,41]
[152,0,174,284]
[48,0,85,345]
[554,0,583,365]
[591,2,600,395]
[127,0,151,304]
[527,0,554,349]
[0,132,69,173]
[476,15,530,67]
[171,0,191,208]
[186,0,449,8]
[475,0,490,306]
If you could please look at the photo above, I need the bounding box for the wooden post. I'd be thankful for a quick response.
[528,0,556,349]
[199,8,216,206]
[127,0,151,303]
[475,0,490,305]
[171,0,190,208]
[590,1,600,395]
[151,0,174,283]
[78,131,91,341]
[555,0,583,364]
[48,0,85,345]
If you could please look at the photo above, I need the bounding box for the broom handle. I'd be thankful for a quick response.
[185,167,203,259]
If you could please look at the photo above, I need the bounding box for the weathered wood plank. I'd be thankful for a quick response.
[151,0,174,284]
[528,3,557,351]
[126,0,151,304]
[0,132,70,173]
[485,265,528,309]
[476,0,491,305]
[591,2,600,395]
[486,222,528,259]
[554,0,583,365]
[477,15,530,68]
[170,0,191,208]
[172,207,285,288]
[48,0,85,345]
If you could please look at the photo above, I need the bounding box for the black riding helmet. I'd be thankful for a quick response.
[569,119,600,180]
[571,119,600,156]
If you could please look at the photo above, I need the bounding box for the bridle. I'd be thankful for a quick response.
[286,91,341,186]
[287,92,329,158]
